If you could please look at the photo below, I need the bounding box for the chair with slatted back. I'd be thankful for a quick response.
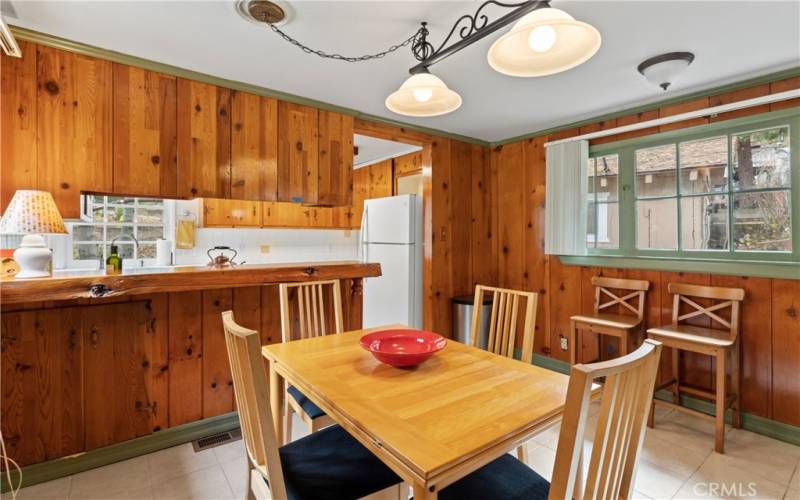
[221,311,403,500]
[471,285,538,463]
[569,277,650,365]
[279,279,343,443]
[646,283,744,454]
[435,339,663,500]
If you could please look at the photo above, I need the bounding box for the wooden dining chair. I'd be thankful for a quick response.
[646,283,745,453]
[221,311,404,500]
[471,284,538,463]
[569,277,649,365]
[279,279,342,442]
[434,339,663,500]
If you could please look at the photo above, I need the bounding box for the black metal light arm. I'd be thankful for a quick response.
[409,0,549,75]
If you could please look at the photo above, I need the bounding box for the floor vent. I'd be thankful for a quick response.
[192,427,242,452]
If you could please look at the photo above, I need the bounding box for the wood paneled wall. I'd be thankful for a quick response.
[481,77,800,426]
[0,280,364,466]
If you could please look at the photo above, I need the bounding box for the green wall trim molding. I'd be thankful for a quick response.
[492,66,800,147]
[12,25,799,150]
[0,412,240,493]
[526,352,800,447]
[558,255,800,280]
[9,26,490,148]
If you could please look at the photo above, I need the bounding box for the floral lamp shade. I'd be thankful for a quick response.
[0,190,67,235]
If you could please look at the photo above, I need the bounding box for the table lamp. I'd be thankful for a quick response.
[0,190,67,278]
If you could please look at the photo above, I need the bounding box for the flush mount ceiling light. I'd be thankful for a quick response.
[385,70,462,117]
[487,6,601,77]
[638,52,695,91]
[258,0,601,117]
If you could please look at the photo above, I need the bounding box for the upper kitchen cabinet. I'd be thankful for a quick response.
[277,102,318,204]
[113,65,178,197]
[318,110,354,206]
[231,91,278,201]
[1,41,38,213]
[37,46,113,219]
[177,79,231,199]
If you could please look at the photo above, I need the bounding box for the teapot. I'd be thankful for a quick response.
[207,246,239,268]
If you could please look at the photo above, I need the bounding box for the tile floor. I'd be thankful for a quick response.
[13,406,800,500]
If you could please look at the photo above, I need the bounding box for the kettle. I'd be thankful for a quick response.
[207,246,239,268]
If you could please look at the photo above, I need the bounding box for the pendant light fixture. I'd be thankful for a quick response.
[259,1,602,117]
[385,70,462,117]
[487,6,601,77]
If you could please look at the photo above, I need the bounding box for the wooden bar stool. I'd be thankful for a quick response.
[471,284,538,464]
[279,279,343,443]
[647,282,745,453]
[569,276,650,365]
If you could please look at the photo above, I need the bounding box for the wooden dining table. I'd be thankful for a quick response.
[262,325,576,499]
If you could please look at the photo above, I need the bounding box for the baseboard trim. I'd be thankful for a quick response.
[1,412,240,493]
[526,351,800,447]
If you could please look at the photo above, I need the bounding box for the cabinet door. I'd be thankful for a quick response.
[177,79,231,199]
[318,110,354,206]
[113,65,177,197]
[278,102,318,203]
[37,46,112,218]
[262,201,311,227]
[203,198,262,227]
[1,41,38,213]
[231,91,278,201]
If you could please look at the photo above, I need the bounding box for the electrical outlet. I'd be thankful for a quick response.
[560,336,568,351]
[260,245,270,254]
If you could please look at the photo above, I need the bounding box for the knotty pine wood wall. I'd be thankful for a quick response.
[480,77,800,426]
[0,281,363,466]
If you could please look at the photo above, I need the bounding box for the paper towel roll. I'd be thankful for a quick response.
[156,239,172,266]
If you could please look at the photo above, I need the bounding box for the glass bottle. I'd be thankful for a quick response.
[106,245,122,274]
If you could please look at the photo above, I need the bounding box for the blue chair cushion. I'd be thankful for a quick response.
[279,424,401,500]
[438,454,550,500]
[287,385,326,420]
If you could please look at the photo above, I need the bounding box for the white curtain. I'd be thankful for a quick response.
[545,140,589,256]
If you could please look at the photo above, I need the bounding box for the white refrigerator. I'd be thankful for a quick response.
[360,194,423,329]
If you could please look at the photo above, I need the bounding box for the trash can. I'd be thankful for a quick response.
[452,295,493,349]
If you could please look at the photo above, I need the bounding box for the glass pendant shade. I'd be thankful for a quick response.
[385,72,462,117]
[487,7,601,77]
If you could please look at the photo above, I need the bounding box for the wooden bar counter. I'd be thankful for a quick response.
[0,261,379,469]
[0,261,380,304]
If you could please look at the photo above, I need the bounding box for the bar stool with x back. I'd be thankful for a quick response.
[569,276,650,365]
[647,282,745,453]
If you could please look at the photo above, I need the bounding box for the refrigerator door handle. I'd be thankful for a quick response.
[358,204,368,263]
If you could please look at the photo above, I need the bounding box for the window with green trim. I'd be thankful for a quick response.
[587,109,799,264]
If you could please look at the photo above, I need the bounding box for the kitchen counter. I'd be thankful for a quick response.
[0,261,381,304]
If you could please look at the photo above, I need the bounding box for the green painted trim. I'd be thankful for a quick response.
[559,255,800,279]
[0,413,240,493]
[523,352,800,446]
[9,26,489,148]
[492,66,800,147]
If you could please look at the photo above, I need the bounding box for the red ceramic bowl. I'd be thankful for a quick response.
[360,329,447,367]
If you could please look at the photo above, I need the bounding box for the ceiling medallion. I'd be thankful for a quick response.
[258,0,601,117]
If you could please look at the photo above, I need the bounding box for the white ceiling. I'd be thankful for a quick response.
[354,134,422,169]
[5,1,799,142]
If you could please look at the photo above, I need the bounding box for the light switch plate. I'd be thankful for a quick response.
[560,336,568,351]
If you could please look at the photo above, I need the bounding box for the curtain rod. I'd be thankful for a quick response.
[545,89,800,147]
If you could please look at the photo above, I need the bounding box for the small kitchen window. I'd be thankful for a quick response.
[68,195,171,268]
